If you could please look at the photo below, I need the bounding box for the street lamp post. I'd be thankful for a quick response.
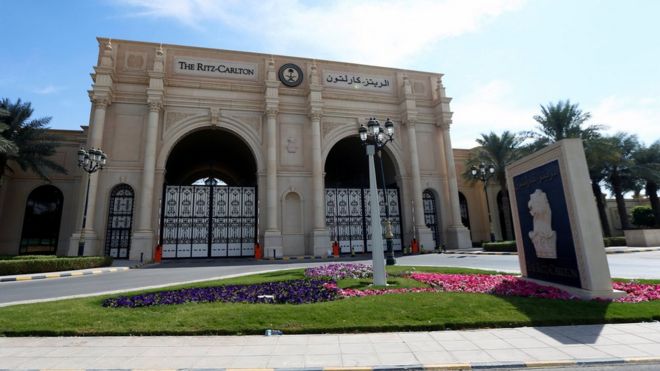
[470,163,496,242]
[77,147,107,256]
[359,118,395,285]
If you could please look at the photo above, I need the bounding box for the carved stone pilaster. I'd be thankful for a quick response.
[266,108,278,119]
[209,107,221,125]
[91,96,110,109]
[148,101,162,112]
[308,112,322,122]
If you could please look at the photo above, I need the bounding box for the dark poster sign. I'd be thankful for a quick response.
[513,160,582,288]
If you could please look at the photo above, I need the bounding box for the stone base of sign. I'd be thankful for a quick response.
[525,278,625,300]
[506,139,618,298]
[624,229,660,247]
[264,230,283,259]
[311,229,331,257]
[130,230,155,261]
[446,224,473,249]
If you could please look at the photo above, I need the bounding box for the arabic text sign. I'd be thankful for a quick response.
[323,70,393,92]
[174,57,258,80]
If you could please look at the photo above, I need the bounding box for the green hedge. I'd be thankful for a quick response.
[603,236,627,247]
[482,241,517,252]
[0,256,113,276]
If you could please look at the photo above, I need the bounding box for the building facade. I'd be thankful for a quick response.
[0,38,495,260]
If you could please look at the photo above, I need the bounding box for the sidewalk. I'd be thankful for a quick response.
[1,322,659,369]
[444,246,660,256]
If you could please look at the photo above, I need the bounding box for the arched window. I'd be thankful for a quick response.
[19,185,64,255]
[459,192,471,229]
[105,184,135,259]
[422,190,440,247]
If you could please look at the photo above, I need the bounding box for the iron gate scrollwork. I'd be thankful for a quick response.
[325,187,402,254]
[160,185,256,258]
[105,184,134,259]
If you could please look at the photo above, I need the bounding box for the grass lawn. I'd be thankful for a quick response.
[0,266,658,336]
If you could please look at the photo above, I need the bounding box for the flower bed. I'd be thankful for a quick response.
[408,272,574,300]
[103,264,660,308]
[304,263,374,280]
[102,279,337,308]
[408,272,660,303]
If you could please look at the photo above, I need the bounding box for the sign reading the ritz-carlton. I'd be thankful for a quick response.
[174,57,258,80]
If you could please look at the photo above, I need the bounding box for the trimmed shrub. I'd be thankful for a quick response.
[0,255,59,261]
[482,241,517,252]
[0,256,113,276]
[603,236,627,247]
[631,205,656,228]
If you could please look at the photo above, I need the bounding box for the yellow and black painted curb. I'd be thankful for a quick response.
[25,356,660,370]
[0,267,129,283]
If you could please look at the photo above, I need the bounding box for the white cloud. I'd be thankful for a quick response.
[450,80,536,149]
[592,96,660,146]
[33,85,64,95]
[114,0,525,66]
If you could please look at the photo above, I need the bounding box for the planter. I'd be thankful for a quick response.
[623,229,660,247]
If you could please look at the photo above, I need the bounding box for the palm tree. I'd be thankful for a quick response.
[0,108,18,156]
[601,133,641,231]
[524,100,603,148]
[631,141,660,226]
[0,98,66,185]
[523,100,615,235]
[464,131,524,240]
[583,137,619,236]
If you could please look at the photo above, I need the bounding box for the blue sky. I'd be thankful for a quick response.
[3,0,659,148]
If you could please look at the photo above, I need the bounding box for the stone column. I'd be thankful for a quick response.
[131,101,161,261]
[310,113,330,255]
[69,98,108,256]
[263,109,283,257]
[406,121,435,250]
[441,124,472,249]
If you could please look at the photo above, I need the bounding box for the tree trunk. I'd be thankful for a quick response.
[499,180,515,240]
[0,155,6,188]
[647,181,660,226]
[611,172,631,230]
[591,181,611,237]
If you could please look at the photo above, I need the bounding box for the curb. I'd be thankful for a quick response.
[18,357,660,370]
[0,266,129,283]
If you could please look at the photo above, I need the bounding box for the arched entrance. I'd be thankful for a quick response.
[324,136,403,253]
[19,185,63,255]
[160,128,257,258]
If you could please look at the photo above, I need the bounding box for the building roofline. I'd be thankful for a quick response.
[96,36,444,77]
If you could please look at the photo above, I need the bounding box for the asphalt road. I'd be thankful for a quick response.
[1,251,659,306]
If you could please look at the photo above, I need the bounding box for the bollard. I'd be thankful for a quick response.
[140,252,143,263]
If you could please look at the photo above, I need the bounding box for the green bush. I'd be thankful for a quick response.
[482,241,517,252]
[0,256,113,276]
[603,236,627,247]
[0,255,59,261]
[631,205,655,228]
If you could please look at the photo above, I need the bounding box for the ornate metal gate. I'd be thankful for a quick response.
[422,190,440,247]
[105,184,134,259]
[160,185,256,258]
[325,188,402,254]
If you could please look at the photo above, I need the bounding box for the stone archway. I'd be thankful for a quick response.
[160,128,258,258]
[323,136,403,253]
